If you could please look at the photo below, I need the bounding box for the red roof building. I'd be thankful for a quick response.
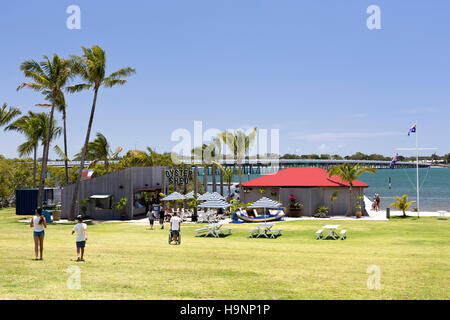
[242,167,368,188]
[241,167,369,217]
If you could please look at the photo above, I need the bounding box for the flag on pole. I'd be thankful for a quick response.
[389,153,399,169]
[408,123,416,136]
[81,169,94,181]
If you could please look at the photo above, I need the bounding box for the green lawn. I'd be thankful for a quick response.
[0,208,448,300]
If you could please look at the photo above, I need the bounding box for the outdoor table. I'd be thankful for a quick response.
[255,223,275,238]
[322,225,341,240]
[437,211,447,220]
[204,223,224,238]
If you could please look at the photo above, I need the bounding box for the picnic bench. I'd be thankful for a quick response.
[315,225,347,240]
[249,223,282,238]
[195,223,232,238]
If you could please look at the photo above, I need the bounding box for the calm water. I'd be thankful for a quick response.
[359,168,450,211]
[206,168,450,211]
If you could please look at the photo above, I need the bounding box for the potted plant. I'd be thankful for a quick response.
[354,196,364,218]
[114,197,128,220]
[77,198,90,218]
[288,194,303,217]
[314,206,329,218]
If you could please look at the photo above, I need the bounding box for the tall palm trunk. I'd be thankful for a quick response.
[237,158,242,199]
[346,185,353,216]
[63,109,69,185]
[105,158,109,174]
[37,102,56,206]
[33,144,37,188]
[70,89,99,220]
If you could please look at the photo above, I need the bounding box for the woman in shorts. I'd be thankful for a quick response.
[30,207,47,260]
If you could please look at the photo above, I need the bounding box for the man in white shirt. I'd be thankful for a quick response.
[72,215,88,261]
[169,212,182,245]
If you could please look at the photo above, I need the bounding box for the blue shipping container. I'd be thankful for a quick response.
[15,189,52,215]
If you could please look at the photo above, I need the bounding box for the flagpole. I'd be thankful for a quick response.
[416,120,420,218]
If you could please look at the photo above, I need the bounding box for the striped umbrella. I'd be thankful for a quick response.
[184,191,201,199]
[248,197,282,223]
[197,193,230,209]
[209,192,225,200]
[197,192,212,201]
[248,197,282,209]
[162,192,186,201]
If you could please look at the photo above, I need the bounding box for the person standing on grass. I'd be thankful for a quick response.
[72,215,87,262]
[169,212,182,245]
[159,205,166,229]
[147,208,155,230]
[30,207,46,260]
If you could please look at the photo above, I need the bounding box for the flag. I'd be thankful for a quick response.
[389,153,399,169]
[81,169,94,181]
[408,123,416,136]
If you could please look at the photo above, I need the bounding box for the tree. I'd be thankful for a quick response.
[17,54,75,206]
[390,194,415,217]
[37,91,70,184]
[219,128,257,197]
[6,112,61,188]
[0,103,21,128]
[68,45,135,220]
[212,161,237,203]
[74,132,122,174]
[330,191,338,214]
[327,163,376,216]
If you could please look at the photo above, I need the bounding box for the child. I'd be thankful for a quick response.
[72,215,87,262]
[30,207,47,260]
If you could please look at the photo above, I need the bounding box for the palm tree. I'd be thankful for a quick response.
[327,163,376,216]
[37,91,70,184]
[219,128,257,198]
[74,132,122,173]
[0,103,21,128]
[17,54,74,206]
[7,111,61,188]
[212,161,238,202]
[330,191,338,215]
[67,45,135,220]
[391,194,415,217]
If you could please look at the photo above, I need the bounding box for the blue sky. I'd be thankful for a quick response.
[1,0,449,159]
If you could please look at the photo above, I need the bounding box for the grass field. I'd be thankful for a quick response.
[0,208,448,300]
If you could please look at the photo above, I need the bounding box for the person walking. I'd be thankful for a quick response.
[30,207,46,260]
[72,215,88,262]
[375,194,381,211]
[159,205,166,229]
[147,208,155,230]
[169,212,182,245]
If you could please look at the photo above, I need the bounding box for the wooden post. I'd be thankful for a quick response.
[193,166,198,222]
[212,164,217,192]
[203,166,208,193]
[220,169,224,196]
[183,163,187,210]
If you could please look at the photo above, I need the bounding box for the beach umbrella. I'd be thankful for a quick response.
[197,199,230,209]
[197,192,212,201]
[209,192,225,200]
[248,197,282,223]
[184,191,201,199]
[197,193,230,209]
[162,192,186,201]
